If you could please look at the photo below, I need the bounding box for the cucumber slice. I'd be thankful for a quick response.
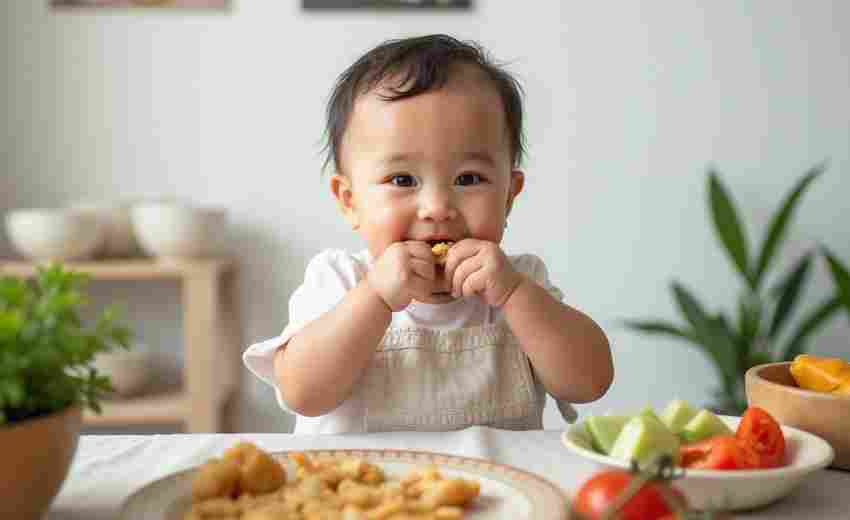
[661,399,698,434]
[638,406,664,424]
[585,415,630,454]
[680,409,733,443]
[610,415,681,467]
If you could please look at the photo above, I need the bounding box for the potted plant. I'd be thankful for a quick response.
[624,163,843,414]
[0,263,131,520]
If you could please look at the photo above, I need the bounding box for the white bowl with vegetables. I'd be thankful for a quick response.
[562,400,834,511]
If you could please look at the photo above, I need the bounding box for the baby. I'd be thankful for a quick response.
[244,34,613,434]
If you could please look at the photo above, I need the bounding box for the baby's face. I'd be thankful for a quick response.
[333,65,523,264]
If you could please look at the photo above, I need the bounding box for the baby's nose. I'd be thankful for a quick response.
[417,188,457,221]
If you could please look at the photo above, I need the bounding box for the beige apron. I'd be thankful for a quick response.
[356,322,549,432]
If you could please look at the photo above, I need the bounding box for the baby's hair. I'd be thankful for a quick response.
[322,34,526,175]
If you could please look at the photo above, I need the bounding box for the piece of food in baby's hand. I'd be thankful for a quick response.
[431,241,454,265]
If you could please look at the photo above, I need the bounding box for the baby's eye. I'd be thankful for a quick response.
[389,174,417,188]
[455,173,483,186]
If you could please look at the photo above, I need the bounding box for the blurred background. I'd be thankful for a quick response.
[1,1,848,433]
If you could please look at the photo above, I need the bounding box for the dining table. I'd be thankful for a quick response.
[48,426,850,519]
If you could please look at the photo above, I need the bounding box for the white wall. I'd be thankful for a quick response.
[2,1,848,432]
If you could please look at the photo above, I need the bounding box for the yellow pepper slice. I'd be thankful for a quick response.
[789,354,850,393]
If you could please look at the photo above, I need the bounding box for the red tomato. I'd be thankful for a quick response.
[736,406,787,468]
[573,470,686,520]
[679,435,760,470]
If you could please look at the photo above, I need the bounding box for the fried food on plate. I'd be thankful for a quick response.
[186,442,480,520]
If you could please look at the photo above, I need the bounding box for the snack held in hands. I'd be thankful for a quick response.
[431,241,454,265]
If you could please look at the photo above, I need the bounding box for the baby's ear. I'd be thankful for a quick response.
[506,169,525,217]
[330,174,360,230]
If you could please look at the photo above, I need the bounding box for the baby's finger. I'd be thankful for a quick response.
[409,276,436,302]
[460,268,488,299]
[442,241,479,287]
[405,240,438,261]
[410,257,436,281]
[451,257,483,298]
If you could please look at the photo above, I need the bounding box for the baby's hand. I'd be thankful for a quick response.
[443,239,523,307]
[367,241,437,311]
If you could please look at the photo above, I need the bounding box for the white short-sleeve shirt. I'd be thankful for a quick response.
[243,249,577,434]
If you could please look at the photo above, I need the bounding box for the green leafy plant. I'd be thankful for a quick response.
[823,247,850,323]
[0,263,132,425]
[625,163,843,414]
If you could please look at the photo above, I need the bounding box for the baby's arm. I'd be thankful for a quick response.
[273,280,391,417]
[274,241,437,417]
[502,277,613,403]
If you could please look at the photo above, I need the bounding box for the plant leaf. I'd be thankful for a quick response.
[736,290,761,356]
[708,169,752,287]
[621,319,699,343]
[780,296,842,360]
[753,163,825,288]
[768,252,813,340]
[823,246,850,314]
[671,282,740,391]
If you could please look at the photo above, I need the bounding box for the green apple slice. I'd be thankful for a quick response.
[661,399,698,434]
[609,415,681,467]
[680,409,733,443]
[585,415,630,454]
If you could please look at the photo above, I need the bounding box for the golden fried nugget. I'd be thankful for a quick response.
[221,441,287,496]
[223,441,261,465]
[186,496,242,517]
[192,458,241,502]
[421,479,480,508]
[431,242,454,265]
[241,503,291,520]
[239,449,287,495]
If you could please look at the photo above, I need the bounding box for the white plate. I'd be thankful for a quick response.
[120,448,570,519]
[562,415,834,511]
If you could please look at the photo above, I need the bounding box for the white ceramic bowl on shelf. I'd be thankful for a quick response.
[4,208,106,262]
[92,348,155,397]
[130,203,227,261]
[71,202,142,258]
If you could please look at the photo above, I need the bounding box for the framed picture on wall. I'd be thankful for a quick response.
[51,0,227,8]
[303,0,471,9]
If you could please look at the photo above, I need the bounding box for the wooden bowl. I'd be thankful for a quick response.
[746,362,850,470]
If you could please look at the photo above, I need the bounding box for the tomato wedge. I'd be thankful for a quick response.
[679,435,760,470]
[736,406,786,468]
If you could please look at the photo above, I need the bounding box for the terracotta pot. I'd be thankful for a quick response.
[746,362,850,470]
[0,405,82,520]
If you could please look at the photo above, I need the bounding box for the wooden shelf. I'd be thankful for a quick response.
[0,258,234,280]
[0,257,242,433]
[84,390,187,427]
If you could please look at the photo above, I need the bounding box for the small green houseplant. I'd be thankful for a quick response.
[0,263,131,424]
[625,163,843,414]
[0,262,131,519]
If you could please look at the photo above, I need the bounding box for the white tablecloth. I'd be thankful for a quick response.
[49,427,850,519]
